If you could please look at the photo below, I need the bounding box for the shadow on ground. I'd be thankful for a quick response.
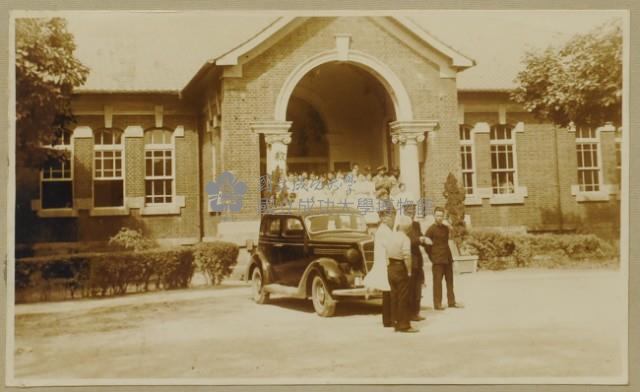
[265,297,382,317]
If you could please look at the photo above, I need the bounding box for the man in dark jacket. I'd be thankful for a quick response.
[422,207,463,310]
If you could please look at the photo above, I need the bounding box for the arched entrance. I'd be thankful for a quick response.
[285,61,395,175]
[253,50,438,199]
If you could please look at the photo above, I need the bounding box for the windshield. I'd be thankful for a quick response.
[304,213,367,234]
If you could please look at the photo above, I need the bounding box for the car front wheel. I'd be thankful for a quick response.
[251,267,270,304]
[311,275,336,317]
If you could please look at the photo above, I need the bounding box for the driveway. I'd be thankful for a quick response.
[12,268,625,382]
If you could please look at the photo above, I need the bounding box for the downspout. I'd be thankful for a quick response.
[197,114,205,243]
[553,125,564,231]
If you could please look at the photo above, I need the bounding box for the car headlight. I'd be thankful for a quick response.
[345,248,361,264]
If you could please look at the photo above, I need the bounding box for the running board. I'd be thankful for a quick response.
[331,287,370,297]
[263,284,306,298]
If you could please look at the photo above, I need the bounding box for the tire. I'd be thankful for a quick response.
[311,275,336,317]
[251,267,270,304]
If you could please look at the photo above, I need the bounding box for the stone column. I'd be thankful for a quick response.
[251,121,293,176]
[389,120,439,200]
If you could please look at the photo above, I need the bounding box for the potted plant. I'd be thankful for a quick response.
[443,173,478,273]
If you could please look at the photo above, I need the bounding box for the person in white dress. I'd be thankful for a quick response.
[364,209,395,327]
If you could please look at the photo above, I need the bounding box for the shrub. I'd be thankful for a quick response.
[193,241,239,285]
[463,229,618,270]
[150,247,196,290]
[15,246,197,302]
[15,253,92,300]
[442,172,467,247]
[108,227,155,251]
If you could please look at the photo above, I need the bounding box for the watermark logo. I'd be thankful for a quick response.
[206,171,247,213]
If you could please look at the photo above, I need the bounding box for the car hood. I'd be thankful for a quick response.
[308,231,372,243]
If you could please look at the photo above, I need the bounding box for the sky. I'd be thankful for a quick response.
[43,10,624,91]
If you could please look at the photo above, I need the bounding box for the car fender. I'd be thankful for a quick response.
[301,257,348,295]
[245,250,274,283]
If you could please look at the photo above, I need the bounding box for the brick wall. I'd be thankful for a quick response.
[16,18,621,246]
[199,117,225,240]
[217,16,460,217]
[16,95,202,245]
[459,99,620,237]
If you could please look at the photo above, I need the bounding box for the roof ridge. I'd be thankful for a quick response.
[395,16,476,67]
[210,16,282,64]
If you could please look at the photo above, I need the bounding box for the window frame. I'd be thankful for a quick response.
[575,125,602,193]
[282,217,306,239]
[489,123,518,195]
[459,124,476,196]
[93,128,125,208]
[144,127,176,206]
[262,216,282,238]
[40,130,74,210]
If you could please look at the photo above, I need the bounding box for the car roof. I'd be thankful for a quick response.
[265,207,363,218]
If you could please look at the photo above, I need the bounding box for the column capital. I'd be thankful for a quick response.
[251,120,293,134]
[264,133,292,146]
[251,121,293,146]
[389,120,439,144]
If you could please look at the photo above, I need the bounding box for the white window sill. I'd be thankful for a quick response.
[37,208,77,218]
[571,185,617,202]
[89,207,129,216]
[470,186,528,205]
[140,196,185,216]
[490,186,527,205]
[141,204,180,216]
[489,193,526,205]
[31,200,77,218]
[464,194,483,206]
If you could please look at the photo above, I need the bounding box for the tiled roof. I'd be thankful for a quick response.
[66,12,618,93]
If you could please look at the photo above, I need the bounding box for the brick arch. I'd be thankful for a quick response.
[274,49,414,122]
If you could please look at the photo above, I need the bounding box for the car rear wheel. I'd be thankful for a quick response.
[311,275,336,317]
[251,267,269,304]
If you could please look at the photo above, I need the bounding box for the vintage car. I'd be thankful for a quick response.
[245,207,376,316]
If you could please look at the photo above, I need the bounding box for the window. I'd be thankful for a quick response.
[144,128,174,205]
[490,124,516,194]
[93,128,124,207]
[459,124,474,195]
[262,217,281,236]
[283,217,304,238]
[304,213,367,234]
[41,130,73,209]
[575,126,600,192]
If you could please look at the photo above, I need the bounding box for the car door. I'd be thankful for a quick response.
[279,216,309,287]
[258,216,283,283]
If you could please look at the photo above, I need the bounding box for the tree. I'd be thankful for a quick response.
[511,20,622,128]
[442,172,467,247]
[15,17,89,167]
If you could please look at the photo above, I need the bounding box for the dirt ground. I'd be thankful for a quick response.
[12,268,625,382]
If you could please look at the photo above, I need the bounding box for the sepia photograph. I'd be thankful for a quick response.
[5,7,630,386]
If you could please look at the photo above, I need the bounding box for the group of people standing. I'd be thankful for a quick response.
[280,164,416,208]
[364,204,463,333]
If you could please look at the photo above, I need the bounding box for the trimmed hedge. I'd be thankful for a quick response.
[15,241,238,303]
[193,241,239,285]
[461,229,618,270]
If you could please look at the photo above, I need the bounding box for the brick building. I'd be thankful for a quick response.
[16,16,622,249]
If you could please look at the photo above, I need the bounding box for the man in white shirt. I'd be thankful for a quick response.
[386,215,418,333]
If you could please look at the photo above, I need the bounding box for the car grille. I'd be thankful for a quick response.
[360,240,374,272]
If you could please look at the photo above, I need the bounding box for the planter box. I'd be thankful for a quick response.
[449,240,478,274]
[453,255,478,274]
